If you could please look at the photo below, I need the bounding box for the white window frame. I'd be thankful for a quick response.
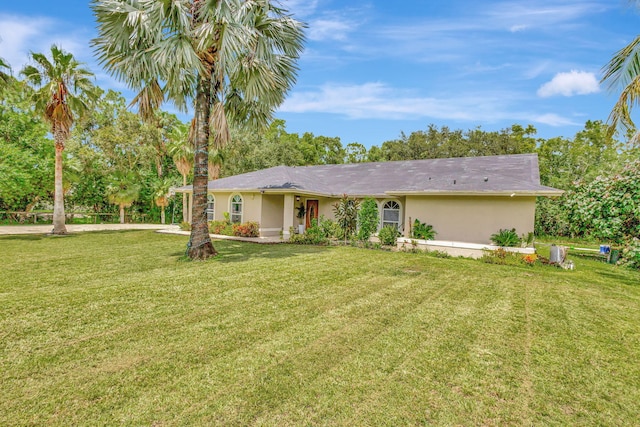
[381,200,401,230]
[230,194,243,224]
[206,194,215,221]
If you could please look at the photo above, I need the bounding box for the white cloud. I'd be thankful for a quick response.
[488,1,609,31]
[0,14,92,72]
[280,82,524,122]
[308,18,354,41]
[509,24,528,32]
[537,70,600,97]
[533,113,579,126]
[282,0,320,18]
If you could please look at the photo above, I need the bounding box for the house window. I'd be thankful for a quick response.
[382,200,401,229]
[206,194,215,221]
[230,195,243,223]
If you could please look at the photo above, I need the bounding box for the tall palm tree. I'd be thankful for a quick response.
[151,177,175,224]
[93,0,305,259]
[21,45,97,234]
[106,171,141,224]
[168,123,194,223]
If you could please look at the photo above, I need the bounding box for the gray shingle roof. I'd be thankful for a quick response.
[176,154,563,197]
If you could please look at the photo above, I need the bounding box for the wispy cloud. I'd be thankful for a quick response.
[0,14,92,72]
[533,113,580,126]
[486,1,609,31]
[537,70,600,97]
[281,81,585,129]
[307,17,356,41]
[281,0,320,18]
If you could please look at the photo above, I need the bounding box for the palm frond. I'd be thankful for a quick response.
[602,35,640,136]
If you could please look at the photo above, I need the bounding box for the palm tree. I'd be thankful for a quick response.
[601,0,640,139]
[151,177,175,224]
[208,148,224,180]
[21,45,97,234]
[168,123,194,223]
[106,171,141,224]
[93,0,305,259]
[0,57,11,89]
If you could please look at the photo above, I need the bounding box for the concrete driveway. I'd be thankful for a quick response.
[0,223,179,235]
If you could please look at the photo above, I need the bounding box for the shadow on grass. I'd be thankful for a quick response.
[597,269,640,287]
[0,233,80,241]
[208,241,330,264]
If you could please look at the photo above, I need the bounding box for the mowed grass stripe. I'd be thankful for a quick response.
[1,231,639,425]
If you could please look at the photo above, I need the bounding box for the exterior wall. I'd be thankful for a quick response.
[207,191,261,224]
[404,196,536,244]
[260,194,284,237]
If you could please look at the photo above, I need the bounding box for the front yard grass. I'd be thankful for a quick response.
[1,231,639,425]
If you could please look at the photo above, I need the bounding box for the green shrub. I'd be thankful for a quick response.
[565,160,640,243]
[333,195,359,242]
[357,198,379,242]
[412,219,436,240]
[619,238,640,270]
[209,220,232,235]
[319,216,339,239]
[378,225,400,246]
[232,221,260,237]
[179,221,191,231]
[490,228,522,247]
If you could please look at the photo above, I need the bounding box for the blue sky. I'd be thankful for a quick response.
[0,0,638,147]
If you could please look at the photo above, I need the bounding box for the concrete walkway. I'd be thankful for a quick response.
[0,223,284,244]
[0,223,176,235]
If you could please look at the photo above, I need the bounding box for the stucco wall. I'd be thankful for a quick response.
[404,195,536,244]
[208,192,261,224]
[260,194,284,236]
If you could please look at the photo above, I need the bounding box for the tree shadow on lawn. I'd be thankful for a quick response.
[0,233,80,241]
[209,241,329,264]
[596,269,640,287]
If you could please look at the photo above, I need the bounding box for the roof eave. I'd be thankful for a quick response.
[386,190,565,197]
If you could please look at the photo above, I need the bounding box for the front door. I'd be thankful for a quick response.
[306,200,319,228]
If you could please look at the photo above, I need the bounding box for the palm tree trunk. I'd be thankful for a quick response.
[119,205,125,224]
[52,135,67,234]
[187,76,217,259]
[182,174,188,223]
[160,206,166,224]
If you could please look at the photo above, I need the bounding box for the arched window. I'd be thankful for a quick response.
[206,194,215,221]
[230,195,243,223]
[382,200,401,229]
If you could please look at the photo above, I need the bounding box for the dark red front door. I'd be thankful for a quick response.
[306,200,318,228]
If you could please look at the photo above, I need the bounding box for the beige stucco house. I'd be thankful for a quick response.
[176,154,562,244]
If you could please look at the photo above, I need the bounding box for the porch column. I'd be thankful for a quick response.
[283,194,295,240]
[188,192,193,224]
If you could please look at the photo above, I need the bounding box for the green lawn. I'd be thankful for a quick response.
[1,231,639,426]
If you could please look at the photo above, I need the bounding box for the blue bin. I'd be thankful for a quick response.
[599,245,611,255]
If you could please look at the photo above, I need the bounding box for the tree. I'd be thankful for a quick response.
[333,195,359,243]
[151,177,175,224]
[0,57,11,90]
[0,80,53,214]
[357,198,378,242]
[93,0,305,259]
[601,30,640,138]
[20,45,96,234]
[168,123,193,223]
[106,171,141,224]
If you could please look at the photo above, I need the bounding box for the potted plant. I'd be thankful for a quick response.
[296,202,306,234]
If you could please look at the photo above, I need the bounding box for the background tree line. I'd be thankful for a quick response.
[1,58,638,241]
